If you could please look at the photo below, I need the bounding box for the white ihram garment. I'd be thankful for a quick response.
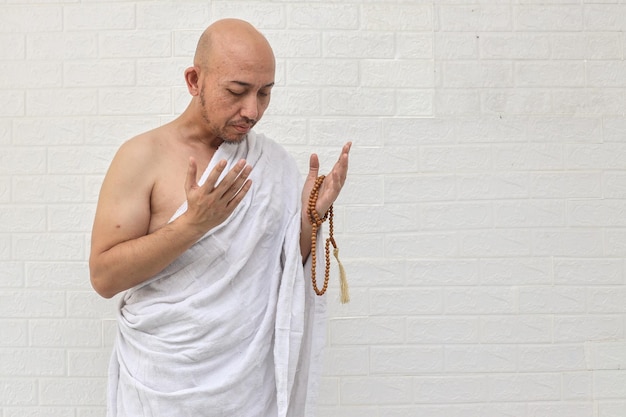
[106,131,327,417]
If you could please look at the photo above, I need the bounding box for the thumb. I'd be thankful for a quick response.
[308,153,320,178]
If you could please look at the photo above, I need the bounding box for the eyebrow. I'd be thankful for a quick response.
[230,81,275,89]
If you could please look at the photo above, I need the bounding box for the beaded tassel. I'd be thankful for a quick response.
[308,175,349,304]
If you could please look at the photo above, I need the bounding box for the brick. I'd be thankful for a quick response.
[533,172,602,199]
[527,402,594,417]
[519,345,586,371]
[587,341,626,370]
[533,229,604,257]
[445,287,518,314]
[13,233,84,261]
[48,147,116,174]
[362,60,434,88]
[566,144,626,169]
[0,34,25,59]
[329,317,405,345]
[515,61,585,87]
[445,345,517,372]
[371,346,443,374]
[0,319,28,346]
[444,61,512,88]
[494,200,565,228]
[0,379,37,405]
[438,6,511,31]
[99,31,171,58]
[457,173,529,200]
[68,350,110,377]
[413,375,489,403]
[39,377,106,405]
[0,147,46,175]
[321,346,369,376]
[0,206,46,232]
[0,90,25,117]
[563,372,592,400]
[26,261,90,289]
[422,201,492,230]
[594,370,626,398]
[31,319,102,348]
[435,89,481,115]
[584,4,626,31]
[554,259,623,285]
[340,376,413,405]
[493,143,563,171]
[12,175,83,203]
[406,317,480,344]
[515,6,583,31]
[289,4,359,30]
[482,89,553,115]
[554,315,623,343]
[488,373,561,401]
[569,200,626,227]
[65,60,135,88]
[481,316,552,344]
[324,32,395,59]
[363,4,433,31]
[385,175,456,203]
[0,348,66,376]
[435,33,478,60]
[288,59,358,86]
[13,117,83,146]
[0,290,65,318]
[0,6,62,33]
[397,33,433,59]
[588,287,626,313]
[407,259,480,286]
[345,204,418,234]
[588,61,626,87]
[27,89,98,116]
[309,117,381,147]
[386,232,457,258]
[98,87,172,115]
[480,33,551,59]
[27,32,97,60]
[552,89,624,116]
[370,288,443,316]
[64,4,135,31]
[397,89,434,116]
[322,87,394,116]
[481,257,552,285]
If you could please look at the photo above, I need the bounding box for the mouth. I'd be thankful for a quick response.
[231,124,251,134]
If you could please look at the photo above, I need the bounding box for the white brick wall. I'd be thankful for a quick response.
[1,1,625,416]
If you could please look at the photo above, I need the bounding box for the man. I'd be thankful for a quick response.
[89,19,350,417]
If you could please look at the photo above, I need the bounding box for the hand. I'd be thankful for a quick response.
[302,142,351,219]
[183,157,252,233]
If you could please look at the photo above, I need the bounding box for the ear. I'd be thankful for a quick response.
[184,66,200,96]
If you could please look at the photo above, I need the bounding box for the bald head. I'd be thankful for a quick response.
[193,19,275,73]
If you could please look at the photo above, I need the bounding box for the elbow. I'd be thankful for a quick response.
[89,259,118,299]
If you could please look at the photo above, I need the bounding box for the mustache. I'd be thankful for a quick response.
[231,117,256,127]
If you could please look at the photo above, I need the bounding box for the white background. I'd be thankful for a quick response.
[1,1,626,416]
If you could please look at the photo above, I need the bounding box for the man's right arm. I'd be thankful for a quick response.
[89,139,252,299]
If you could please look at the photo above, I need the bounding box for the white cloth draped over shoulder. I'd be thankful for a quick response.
[107,132,328,417]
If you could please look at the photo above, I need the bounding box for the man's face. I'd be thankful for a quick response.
[197,54,275,143]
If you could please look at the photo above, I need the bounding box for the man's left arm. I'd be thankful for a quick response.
[300,142,352,262]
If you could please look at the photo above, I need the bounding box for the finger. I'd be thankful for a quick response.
[213,159,248,196]
[226,178,253,207]
[222,164,253,201]
[201,159,228,191]
[185,157,199,192]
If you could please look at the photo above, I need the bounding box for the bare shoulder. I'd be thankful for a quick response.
[91,128,165,254]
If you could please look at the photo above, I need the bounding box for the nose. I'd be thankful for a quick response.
[240,95,259,122]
